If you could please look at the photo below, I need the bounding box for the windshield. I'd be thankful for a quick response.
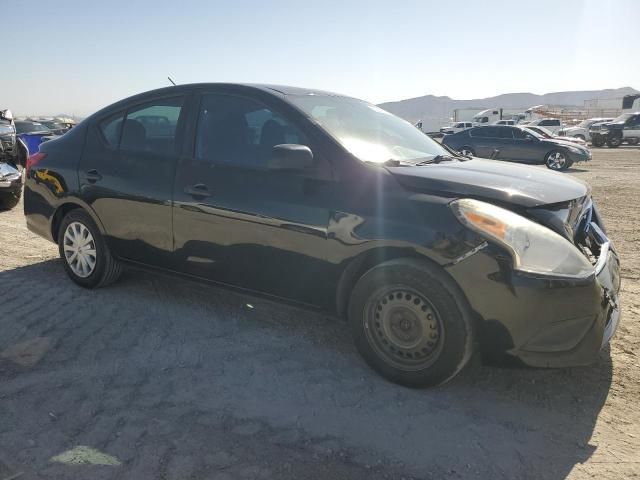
[531,126,553,138]
[15,122,51,134]
[520,127,545,139]
[288,95,450,164]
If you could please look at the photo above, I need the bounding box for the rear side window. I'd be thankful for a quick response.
[122,97,184,154]
[471,127,503,138]
[539,119,560,126]
[99,112,125,147]
[498,127,514,139]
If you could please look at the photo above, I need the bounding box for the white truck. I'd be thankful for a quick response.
[523,118,564,134]
[558,118,614,141]
[439,121,474,135]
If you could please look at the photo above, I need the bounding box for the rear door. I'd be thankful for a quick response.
[80,95,186,265]
[468,126,506,158]
[172,91,335,306]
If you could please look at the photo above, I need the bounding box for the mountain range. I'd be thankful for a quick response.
[379,87,638,131]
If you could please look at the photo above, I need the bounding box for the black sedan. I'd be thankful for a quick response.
[442,125,592,171]
[24,83,620,387]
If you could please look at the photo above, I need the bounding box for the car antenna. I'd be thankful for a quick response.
[168,76,177,86]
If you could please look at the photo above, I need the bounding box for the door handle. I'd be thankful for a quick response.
[184,183,212,198]
[86,169,102,183]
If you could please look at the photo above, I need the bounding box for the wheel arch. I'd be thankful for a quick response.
[51,200,107,243]
[335,247,467,320]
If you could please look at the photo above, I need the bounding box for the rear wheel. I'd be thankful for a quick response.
[627,138,639,146]
[574,134,585,141]
[545,150,569,171]
[348,258,474,388]
[57,209,122,288]
[458,147,475,157]
[607,136,622,148]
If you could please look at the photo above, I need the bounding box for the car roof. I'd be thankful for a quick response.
[87,83,354,121]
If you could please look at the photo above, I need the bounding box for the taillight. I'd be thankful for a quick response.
[26,152,47,173]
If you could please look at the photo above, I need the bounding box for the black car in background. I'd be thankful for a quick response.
[24,83,620,387]
[442,125,591,171]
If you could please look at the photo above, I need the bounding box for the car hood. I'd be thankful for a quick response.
[387,158,589,208]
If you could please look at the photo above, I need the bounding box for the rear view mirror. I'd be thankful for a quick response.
[269,144,313,171]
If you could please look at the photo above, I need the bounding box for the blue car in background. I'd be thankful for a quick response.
[15,120,57,156]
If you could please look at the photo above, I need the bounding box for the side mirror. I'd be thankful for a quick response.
[0,109,13,121]
[268,144,313,171]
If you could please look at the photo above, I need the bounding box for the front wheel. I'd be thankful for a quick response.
[348,259,475,388]
[591,136,605,147]
[58,209,122,288]
[607,136,622,148]
[545,150,569,171]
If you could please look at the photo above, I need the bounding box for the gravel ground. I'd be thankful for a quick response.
[0,147,638,480]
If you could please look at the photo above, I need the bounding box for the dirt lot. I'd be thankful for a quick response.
[0,147,639,480]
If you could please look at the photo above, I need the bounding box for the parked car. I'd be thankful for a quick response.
[494,119,515,126]
[24,83,620,388]
[15,121,57,156]
[588,121,612,147]
[524,118,564,134]
[593,112,640,148]
[558,118,614,141]
[524,125,587,146]
[440,121,473,135]
[0,109,17,165]
[442,125,591,170]
[0,161,22,209]
[38,120,72,135]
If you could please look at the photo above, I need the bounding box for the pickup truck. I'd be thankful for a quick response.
[590,113,640,148]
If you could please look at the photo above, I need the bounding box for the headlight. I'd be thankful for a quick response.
[566,145,584,154]
[450,199,594,278]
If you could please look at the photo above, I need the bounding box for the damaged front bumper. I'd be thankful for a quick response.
[446,218,621,368]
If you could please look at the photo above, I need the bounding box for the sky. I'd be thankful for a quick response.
[1,0,638,117]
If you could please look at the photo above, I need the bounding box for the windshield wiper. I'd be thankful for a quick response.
[415,155,458,166]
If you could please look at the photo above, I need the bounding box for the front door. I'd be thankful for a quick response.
[172,92,334,306]
[80,95,185,264]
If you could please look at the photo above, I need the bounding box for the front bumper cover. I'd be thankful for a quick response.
[446,220,621,367]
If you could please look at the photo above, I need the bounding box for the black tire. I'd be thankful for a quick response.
[348,258,475,388]
[607,136,622,148]
[627,138,639,146]
[574,134,586,141]
[591,136,605,148]
[458,147,475,157]
[545,150,570,171]
[57,209,122,288]
[0,189,21,210]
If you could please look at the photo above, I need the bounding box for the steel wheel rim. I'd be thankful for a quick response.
[610,137,621,146]
[363,287,444,371]
[547,152,566,169]
[63,222,97,278]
